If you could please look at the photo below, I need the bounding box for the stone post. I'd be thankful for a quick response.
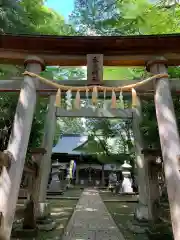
[148,161,160,221]
[34,95,56,219]
[142,150,161,222]
[75,165,79,185]
[132,97,150,221]
[101,164,105,186]
[0,56,44,240]
[30,148,46,204]
[147,58,180,240]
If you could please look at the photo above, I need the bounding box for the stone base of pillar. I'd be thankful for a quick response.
[37,218,56,231]
[134,202,149,222]
[35,202,56,231]
[127,202,150,234]
[11,199,38,239]
[127,219,149,234]
[12,221,56,238]
[11,227,38,239]
[36,202,51,219]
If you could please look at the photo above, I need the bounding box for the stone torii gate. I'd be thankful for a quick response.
[0,34,180,240]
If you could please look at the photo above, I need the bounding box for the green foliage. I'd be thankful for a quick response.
[0,93,18,151]
[140,99,160,149]
[42,66,86,80]
[0,0,78,155]
[104,67,145,80]
[71,0,180,36]
[0,92,48,152]
[0,0,32,34]
[28,97,48,149]
[168,67,180,78]
[54,118,86,144]
[70,0,117,35]
[0,0,75,35]
[80,118,133,164]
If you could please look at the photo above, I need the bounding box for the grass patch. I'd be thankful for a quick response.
[104,201,148,240]
[99,190,138,202]
[14,199,77,240]
[37,199,77,240]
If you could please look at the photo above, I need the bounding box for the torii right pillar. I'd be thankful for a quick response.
[147,58,180,240]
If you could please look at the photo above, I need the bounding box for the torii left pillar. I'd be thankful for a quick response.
[0,56,45,240]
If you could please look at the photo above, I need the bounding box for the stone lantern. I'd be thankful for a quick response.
[121,160,133,193]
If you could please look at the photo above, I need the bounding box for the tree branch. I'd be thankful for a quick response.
[94,135,110,156]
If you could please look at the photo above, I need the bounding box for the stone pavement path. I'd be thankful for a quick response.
[62,188,125,240]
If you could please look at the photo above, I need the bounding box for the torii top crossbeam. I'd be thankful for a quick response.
[1,33,180,66]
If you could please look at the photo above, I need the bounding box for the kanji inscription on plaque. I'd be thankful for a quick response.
[87,54,103,85]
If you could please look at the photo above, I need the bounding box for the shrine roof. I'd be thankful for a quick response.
[1,33,180,66]
[52,134,88,155]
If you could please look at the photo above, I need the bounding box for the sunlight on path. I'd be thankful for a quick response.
[62,188,125,240]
